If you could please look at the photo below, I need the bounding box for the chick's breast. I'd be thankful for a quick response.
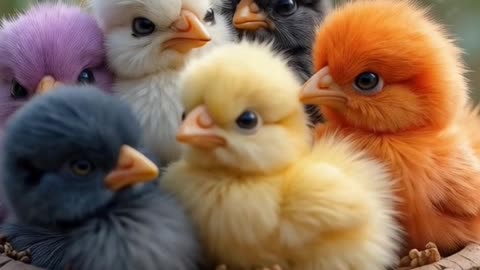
[114,75,183,165]
[162,136,401,270]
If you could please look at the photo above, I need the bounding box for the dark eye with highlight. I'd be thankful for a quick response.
[353,72,384,95]
[235,110,262,134]
[10,80,29,99]
[77,69,96,84]
[274,0,297,16]
[132,17,156,38]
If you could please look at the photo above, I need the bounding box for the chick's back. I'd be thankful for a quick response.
[164,41,401,269]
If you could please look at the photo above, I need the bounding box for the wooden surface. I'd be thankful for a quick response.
[1,244,479,269]
[0,256,42,270]
[398,244,480,270]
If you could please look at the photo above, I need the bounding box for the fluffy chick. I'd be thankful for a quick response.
[299,0,480,260]
[0,2,113,223]
[0,2,113,125]
[0,86,201,270]
[90,0,234,166]
[217,0,332,123]
[161,41,401,270]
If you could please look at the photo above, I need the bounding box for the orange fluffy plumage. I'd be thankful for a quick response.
[299,0,480,261]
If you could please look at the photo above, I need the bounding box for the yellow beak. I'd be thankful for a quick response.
[299,66,349,111]
[36,76,63,95]
[162,9,212,54]
[233,0,271,31]
[105,145,159,191]
[176,105,226,149]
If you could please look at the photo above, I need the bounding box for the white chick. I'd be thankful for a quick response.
[90,0,234,165]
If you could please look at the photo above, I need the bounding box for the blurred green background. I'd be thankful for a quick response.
[1,0,479,99]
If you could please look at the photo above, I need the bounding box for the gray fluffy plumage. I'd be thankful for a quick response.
[0,86,201,270]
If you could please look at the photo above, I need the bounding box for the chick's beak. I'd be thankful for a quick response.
[162,9,211,54]
[176,105,226,149]
[36,76,64,95]
[299,66,348,111]
[105,145,159,191]
[233,0,270,31]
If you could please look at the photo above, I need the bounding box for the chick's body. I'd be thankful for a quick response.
[0,87,200,270]
[162,42,400,270]
[91,0,234,165]
[300,0,480,256]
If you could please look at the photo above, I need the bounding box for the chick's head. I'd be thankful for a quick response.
[0,3,113,125]
[300,0,467,133]
[90,0,216,78]
[1,86,159,228]
[178,41,310,173]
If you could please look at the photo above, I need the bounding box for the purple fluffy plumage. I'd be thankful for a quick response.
[0,3,114,222]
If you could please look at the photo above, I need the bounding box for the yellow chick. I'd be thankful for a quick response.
[161,41,402,270]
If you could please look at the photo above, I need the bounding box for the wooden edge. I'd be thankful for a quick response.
[0,255,43,270]
[397,244,480,270]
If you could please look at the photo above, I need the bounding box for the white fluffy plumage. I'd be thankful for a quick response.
[90,0,234,165]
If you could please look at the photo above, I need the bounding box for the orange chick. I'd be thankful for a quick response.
[299,0,480,264]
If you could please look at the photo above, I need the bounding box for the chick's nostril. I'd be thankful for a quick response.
[317,74,333,89]
[249,2,261,13]
[196,113,214,128]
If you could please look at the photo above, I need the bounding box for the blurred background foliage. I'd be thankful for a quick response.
[1,0,479,99]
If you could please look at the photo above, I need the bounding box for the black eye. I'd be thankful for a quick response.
[204,8,216,25]
[69,160,94,176]
[235,110,260,133]
[132,17,156,37]
[353,72,384,94]
[10,80,29,99]
[181,111,186,121]
[77,69,95,84]
[274,0,297,16]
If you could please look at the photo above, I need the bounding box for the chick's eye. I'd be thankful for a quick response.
[274,0,297,16]
[204,8,216,25]
[235,110,261,134]
[77,69,95,84]
[69,160,94,176]
[132,17,156,37]
[353,72,384,95]
[10,80,29,99]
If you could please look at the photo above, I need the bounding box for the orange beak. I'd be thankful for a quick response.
[176,105,226,149]
[105,145,159,191]
[36,76,63,95]
[162,9,212,54]
[299,66,349,111]
[233,0,270,31]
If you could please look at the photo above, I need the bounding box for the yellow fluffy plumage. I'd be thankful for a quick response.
[161,41,402,270]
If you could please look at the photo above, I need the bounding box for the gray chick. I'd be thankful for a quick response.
[0,86,201,270]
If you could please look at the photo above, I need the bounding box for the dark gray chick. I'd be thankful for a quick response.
[218,0,332,123]
[0,86,201,270]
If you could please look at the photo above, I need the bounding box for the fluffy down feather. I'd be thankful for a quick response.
[90,0,234,165]
[301,0,480,258]
[0,2,113,224]
[0,87,200,270]
[162,41,402,270]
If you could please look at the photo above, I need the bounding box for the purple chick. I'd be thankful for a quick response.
[0,2,114,222]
